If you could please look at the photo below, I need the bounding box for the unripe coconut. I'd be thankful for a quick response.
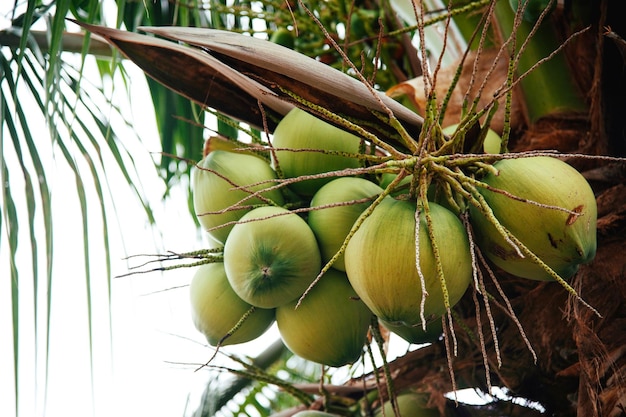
[375,392,439,417]
[192,150,285,244]
[345,198,472,326]
[379,173,413,197]
[469,156,597,281]
[308,177,384,271]
[380,318,443,345]
[269,28,295,49]
[189,263,275,346]
[224,206,322,308]
[276,269,373,367]
[272,108,362,196]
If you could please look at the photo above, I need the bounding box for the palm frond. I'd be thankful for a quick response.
[0,8,163,415]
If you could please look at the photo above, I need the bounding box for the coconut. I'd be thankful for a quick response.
[271,108,362,197]
[276,269,373,367]
[374,391,439,417]
[308,177,384,271]
[345,198,472,326]
[224,206,322,308]
[192,150,285,244]
[189,263,275,346]
[379,172,414,197]
[442,123,503,154]
[469,156,597,281]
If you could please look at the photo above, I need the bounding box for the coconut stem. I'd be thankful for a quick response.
[209,362,315,407]
[413,193,429,330]
[477,248,538,363]
[471,288,492,393]
[462,213,502,373]
[370,317,400,417]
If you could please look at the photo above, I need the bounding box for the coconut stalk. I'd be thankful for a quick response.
[444,0,497,51]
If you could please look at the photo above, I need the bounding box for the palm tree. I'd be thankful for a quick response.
[2,0,625,416]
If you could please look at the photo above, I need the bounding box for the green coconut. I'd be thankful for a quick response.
[345,198,472,326]
[189,263,275,346]
[380,318,443,345]
[224,206,322,308]
[271,108,362,197]
[469,156,597,281]
[379,172,414,197]
[374,391,439,417]
[276,269,373,367]
[192,150,285,244]
[442,123,502,154]
[308,177,384,271]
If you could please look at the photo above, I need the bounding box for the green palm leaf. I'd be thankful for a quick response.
[1,4,161,414]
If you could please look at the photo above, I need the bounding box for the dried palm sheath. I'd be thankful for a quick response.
[76,22,423,149]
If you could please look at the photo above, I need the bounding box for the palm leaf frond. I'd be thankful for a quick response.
[1,20,159,416]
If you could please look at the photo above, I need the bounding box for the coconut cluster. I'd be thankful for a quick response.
[188,107,598,368]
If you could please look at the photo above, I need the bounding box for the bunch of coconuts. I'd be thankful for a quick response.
[189,107,597,368]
